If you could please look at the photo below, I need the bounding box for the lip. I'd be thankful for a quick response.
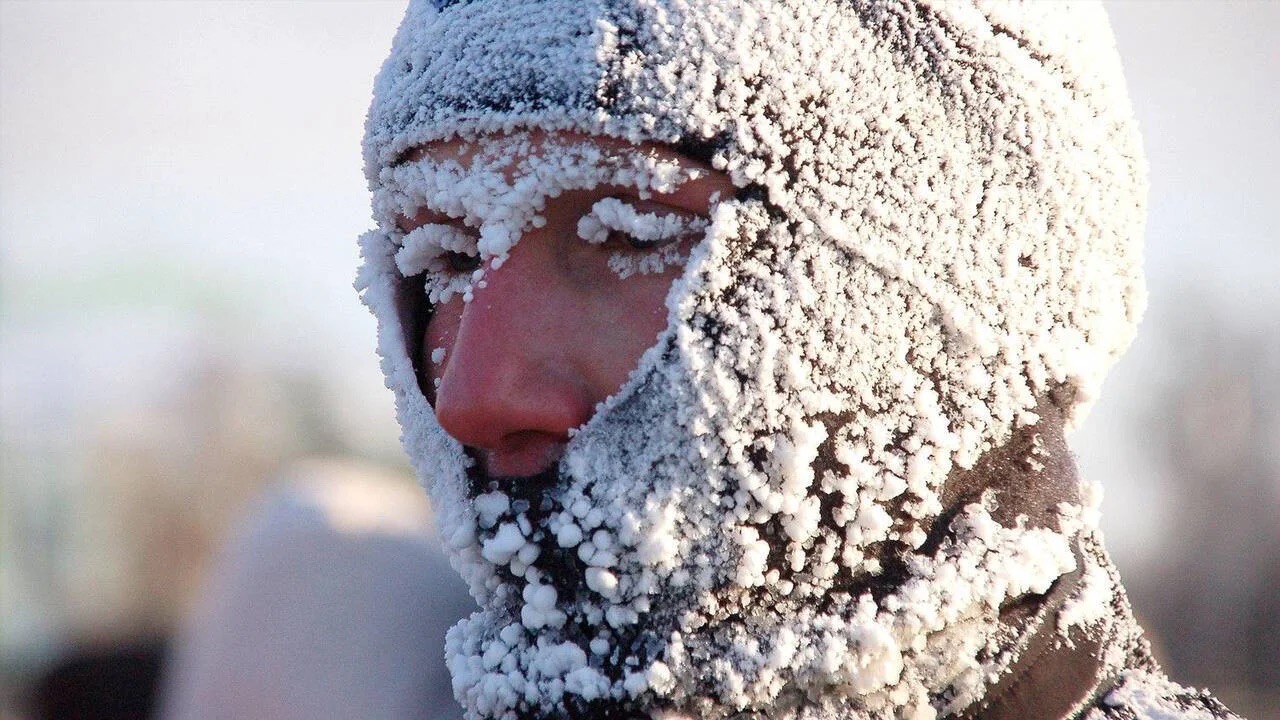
[474,439,566,482]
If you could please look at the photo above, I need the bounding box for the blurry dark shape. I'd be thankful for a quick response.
[29,639,167,720]
[159,459,473,720]
[1130,298,1280,718]
[3,342,414,718]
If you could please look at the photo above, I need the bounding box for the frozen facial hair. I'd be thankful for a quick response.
[357,2,1152,719]
[377,132,707,302]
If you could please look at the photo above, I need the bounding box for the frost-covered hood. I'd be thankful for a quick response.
[357,1,1148,718]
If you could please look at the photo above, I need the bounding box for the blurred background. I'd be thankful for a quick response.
[1,1,1276,718]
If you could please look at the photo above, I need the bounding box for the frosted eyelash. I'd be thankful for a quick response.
[576,197,708,246]
[394,223,480,303]
[394,224,477,276]
[578,198,708,278]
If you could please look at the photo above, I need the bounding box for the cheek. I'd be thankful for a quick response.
[595,267,680,381]
[630,272,676,336]
[623,244,692,336]
[421,298,464,396]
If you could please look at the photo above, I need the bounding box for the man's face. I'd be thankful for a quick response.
[395,131,735,479]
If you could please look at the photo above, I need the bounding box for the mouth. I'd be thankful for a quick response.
[462,447,668,686]
[465,450,583,601]
[465,432,570,479]
[465,446,562,500]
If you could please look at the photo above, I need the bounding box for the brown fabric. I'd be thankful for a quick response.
[952,550,1107,720]
[940,396,1107,720]
[936,394,1080,534]
[978,631,1104,720]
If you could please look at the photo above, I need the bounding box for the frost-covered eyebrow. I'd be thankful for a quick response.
[394,182,716,237]
[392,135,729,210]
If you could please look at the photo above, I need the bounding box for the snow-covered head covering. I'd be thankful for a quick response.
[357,1,1147,718]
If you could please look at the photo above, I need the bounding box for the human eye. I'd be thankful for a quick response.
[576,197,709,279]
[393,220,482,303]
[442,248,482,273]
[577,197,708,251]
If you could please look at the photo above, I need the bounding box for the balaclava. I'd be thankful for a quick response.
[356,2,1222,719]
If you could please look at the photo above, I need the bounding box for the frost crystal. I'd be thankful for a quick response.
[357,1,1157,718]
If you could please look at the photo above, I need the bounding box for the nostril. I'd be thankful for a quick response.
[431,354,593,477]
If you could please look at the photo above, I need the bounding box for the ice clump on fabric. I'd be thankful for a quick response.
[356,1,1161,718]
[1081,671,1243,720]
